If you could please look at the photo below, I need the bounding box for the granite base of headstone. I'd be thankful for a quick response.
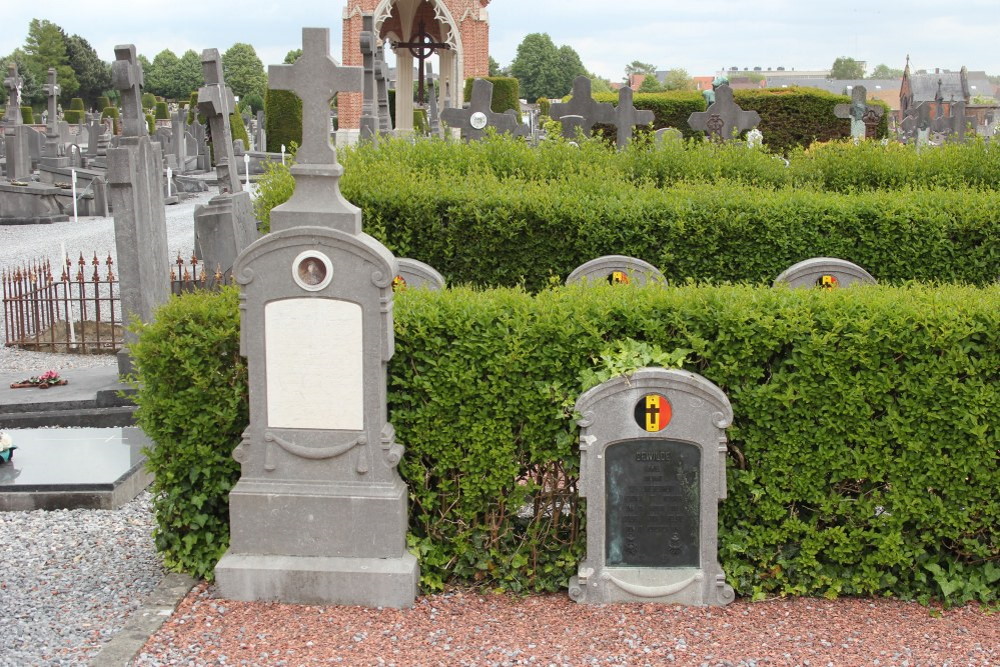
[193,190,257,280]
[3,126,33,181]
[568,367,735,606]
[773,257,877,288]
[566,255,665,286]
[393,258,446,291]
[0,181,70,223]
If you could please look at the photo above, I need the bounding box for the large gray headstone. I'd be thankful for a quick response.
[214,27,418,609]
[440,78,528,142]
[900,102,932,146]
[41,68,69,168]
[569,368,736,606]
[107,44,170,377]
[550,76,615,139]
[197,49,242,195]
[773,257,877,288]
[687,85,761,142]
[3,64,23,125]
[931,100,976,144]
[566,255,665,286]
[612,86,654,148]
[359,13,378,142]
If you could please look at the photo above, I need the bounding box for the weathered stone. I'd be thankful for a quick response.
[550,76,615,139]
[566,255,665,286]
[441,78,528,142]
[773,257,877,288]
[393,258,446,291]
[687,85,760,142]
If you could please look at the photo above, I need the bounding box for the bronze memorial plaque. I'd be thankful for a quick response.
[605,439,700,568]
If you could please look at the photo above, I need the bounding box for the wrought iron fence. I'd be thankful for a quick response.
[2,252,234,353]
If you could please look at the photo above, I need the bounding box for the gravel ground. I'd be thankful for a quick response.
[136,586,999,666]
[0,491,164,666]
[0,188,215,374]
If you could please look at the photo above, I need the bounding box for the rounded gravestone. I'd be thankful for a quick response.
[392,258,446,291]
[773,257,877,289]
[566,255,665,287]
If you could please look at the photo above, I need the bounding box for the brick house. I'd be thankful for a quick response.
[341,0,491,136]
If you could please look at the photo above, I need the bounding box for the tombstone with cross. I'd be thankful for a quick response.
[687,85,761,142]
[834,85,884,140]
[215,27,418,608]
[611,86,654,148]
[359,13,379,142]
[426,63,441,136]
[441,78,528,142]
[197,49,242,195]
[374,43,393,134]
[550,76,616,139]
[106,44,170,377]
[3,64,23,125]
[41,68,69,166]
[931,98,976,143]
[3,64,32,180]
[900,102,932,146]
[394,19,448,105]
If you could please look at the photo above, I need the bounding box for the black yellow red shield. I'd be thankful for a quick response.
[634,393,671,432]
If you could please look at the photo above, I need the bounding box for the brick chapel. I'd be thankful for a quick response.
[340,0,491,135]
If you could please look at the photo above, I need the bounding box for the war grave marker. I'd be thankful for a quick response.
[568,368,736,606]
[393,257,446,291]
[441,78,528,142]
[214,27,418,608]
[566,255,665,286]
[773,257,877,288]
[551,76,615,140]
[687,84,761,142]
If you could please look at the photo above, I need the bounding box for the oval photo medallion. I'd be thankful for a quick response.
[633,393,671,432]
[470,111,488,130]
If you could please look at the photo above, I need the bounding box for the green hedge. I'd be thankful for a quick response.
[101,106,119,134]
[64,109,84,124]
[464,77,520,114]
[141,92,156,110]
[155,101,169,120]
[594,90,705,139]
[20,106,33,124]
[96,95,110,113]
[133,283,999,604]
[264,88,302,152]
[145,113,155,135]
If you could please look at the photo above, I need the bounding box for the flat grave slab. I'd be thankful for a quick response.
[0,426,153,511]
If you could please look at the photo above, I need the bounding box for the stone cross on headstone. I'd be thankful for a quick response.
[687,85,761,142]
[215,26,417,609]
[269,29,360,167]
[834,85,884,139]
[197,49,242,194]
[900,102,932,146]
[550,76,615,138]
[3,64,23,125]
[375,44,393,133]
[426,63,441,136]
[42,68,66,161]
[86,115,104,158]
[611,86,654,148]
[931,99,976,143]
[359,13,379,141]
[441,78,528,142]
[107,44,169,376]
[112,45,148,138]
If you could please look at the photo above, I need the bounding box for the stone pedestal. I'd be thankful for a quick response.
[193,190,257,278]
[4,126,33,181]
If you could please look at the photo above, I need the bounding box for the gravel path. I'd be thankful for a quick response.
[0,189,215,374]
[136,586,999,666]
[0,490,164,666]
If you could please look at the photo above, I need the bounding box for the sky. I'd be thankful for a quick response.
[2,0,999,83]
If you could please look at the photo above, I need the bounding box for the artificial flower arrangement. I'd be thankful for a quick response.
[9,370,67,389]
[0,431,14,463]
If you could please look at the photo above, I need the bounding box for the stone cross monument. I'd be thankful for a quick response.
[193,48,256,282]
[441,78,528,142]
[611,86,654,148]
[107,44,170,376]
[214,27,418,608]
[550,76,616,139]
[41,68,69,167]
[3,64,23,125]
[687,85,761,142]
[359,13,379,142]
[834,86,884,140]
[3,64,32,180]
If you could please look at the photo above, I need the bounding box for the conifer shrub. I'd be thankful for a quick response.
[154,101,169,120]
[536,96,551,117]
[141,92,156,110]
[101,106,120,134]
[464,77,520,114]
[20,106,34,124]
[145,113,155,135]
[96,95,111,113]
[264,88,302,152]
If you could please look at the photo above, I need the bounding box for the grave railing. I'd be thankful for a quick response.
[2,253,233,353]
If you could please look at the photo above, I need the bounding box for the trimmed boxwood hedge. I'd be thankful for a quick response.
[464,76,520,114]
[264,88,302,152]
[133,282,999,605]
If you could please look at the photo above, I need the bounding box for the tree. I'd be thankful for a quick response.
[284,49,302,64]
[638,75,663,92]
[63,34,110,110]
[222,43,267,102]
[830,56,865,79]
[1,50,41,107]
[870,63,904,79]
[661,68,694,91]
[146,49,180,98]
[489,56,502,77]
[589,74,612,94]
[510,33,586,101]
[176,50,204,99]
[22,19,78,103]
[625,60,657,78]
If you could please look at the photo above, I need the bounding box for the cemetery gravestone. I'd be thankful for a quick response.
[773,257,877,288]
[214,27,418,608]
[611,86,654,148]
[375,44,393,134]
[3,64,32,181]
[655,127,684,147]
[41,69,69,168]
[193,48,257,282]
[393,258,446,291]
[550,76,615,139]
[107,44,171,376]
[566,255,665,286]
[900,102,932,146]
[687,85,760,142]
[568,367,736,606]
[359,13,379,142]
[834,86,884,140]
[441,78,528,142]
[931,100,976,143]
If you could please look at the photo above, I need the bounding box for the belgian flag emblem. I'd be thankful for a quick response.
[608,270,631,285]
[817,274,839,289]
[634,393,671,432]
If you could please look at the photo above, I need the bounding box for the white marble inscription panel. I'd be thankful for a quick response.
[265,298,364,430]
